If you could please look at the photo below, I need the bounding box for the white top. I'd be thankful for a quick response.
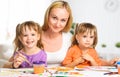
[46,32,72,67]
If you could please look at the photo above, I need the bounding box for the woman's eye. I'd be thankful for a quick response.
[53,17,57,20]
[61,19,66,22]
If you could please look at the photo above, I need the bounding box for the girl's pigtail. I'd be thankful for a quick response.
[13,23,21,53]
[71,23,79,46]
[74,23,79,35]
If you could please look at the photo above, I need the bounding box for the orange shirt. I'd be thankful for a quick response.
[62,45,102,67]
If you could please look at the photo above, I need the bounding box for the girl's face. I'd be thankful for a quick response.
[48,8,69,33]
[19,27,40,48]
[76,31,95,48]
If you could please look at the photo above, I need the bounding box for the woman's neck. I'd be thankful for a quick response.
[42,29,63,52]
[43,29,62,39]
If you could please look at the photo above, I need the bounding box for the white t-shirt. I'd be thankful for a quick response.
[46,32,72,67]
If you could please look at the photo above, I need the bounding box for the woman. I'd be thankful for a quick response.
[42,0,73,67]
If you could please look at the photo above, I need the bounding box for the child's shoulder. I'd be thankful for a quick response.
[69,45,80,51]
[72,45,79,48]
[37,49,47,55]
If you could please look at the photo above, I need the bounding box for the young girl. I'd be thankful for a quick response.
[3,21,47,68]
[62,22,117,68]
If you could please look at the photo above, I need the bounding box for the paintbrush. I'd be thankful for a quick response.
[44,67,53,76]
[16,51,33,66]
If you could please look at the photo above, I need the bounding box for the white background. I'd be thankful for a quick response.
[0,0,120,60]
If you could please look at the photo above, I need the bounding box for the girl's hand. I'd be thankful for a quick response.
[75,57,85,64]
[82,53,99,66]
[109,57,120,65]
[82,53,94,62]
[13,52,26,68]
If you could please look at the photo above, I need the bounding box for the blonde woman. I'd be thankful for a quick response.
[41,0,73,67]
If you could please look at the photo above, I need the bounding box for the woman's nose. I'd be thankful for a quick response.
[56,21,61,27]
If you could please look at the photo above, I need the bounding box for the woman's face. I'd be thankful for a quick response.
[48,8,69,33]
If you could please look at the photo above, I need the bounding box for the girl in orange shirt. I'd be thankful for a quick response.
[62,22,118,68]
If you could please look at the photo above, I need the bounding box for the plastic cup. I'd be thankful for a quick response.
[116,61,120,74]
[33,61,45,74]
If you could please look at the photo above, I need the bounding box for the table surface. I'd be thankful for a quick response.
[97,48,120,61]
[0,66,120,77]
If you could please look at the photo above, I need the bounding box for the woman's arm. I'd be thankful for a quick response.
[3,56,14,68]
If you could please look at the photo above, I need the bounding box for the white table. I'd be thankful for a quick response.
[97,48,120,61]
[0,66,120,77]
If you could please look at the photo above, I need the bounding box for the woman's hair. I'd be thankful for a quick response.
[42,0,73,32]
[71,22,98,48]
[13,21,44,52]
